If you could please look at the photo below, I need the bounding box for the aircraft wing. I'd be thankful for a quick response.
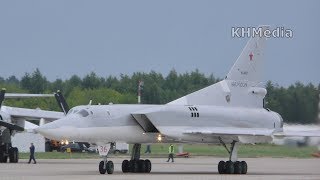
[273,130,320,137]
[183,127,275,136]
[183,127,320,137]
[2,106,64,121]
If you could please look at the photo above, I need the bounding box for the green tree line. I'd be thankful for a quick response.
[0,69,319,124]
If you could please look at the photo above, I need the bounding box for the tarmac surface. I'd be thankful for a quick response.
[1,157,320,180]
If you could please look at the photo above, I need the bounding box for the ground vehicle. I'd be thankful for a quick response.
[110,142,129,154]
[60,142,95,153]
[45,139,61,152]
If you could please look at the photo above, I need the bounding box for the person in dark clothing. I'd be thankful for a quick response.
[145,144,151,154]
[166,144,174,162]
[28,143,36,164]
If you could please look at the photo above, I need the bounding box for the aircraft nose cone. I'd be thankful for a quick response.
[35,122,60,139]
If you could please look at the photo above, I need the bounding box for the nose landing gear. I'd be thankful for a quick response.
[99,158,114,174]
[97,144,114,174]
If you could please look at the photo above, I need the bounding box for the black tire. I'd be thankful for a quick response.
[1,156,8,163]
[225,161,234,174]
[99,161,106,174]
[130,160,139,173]
[122,160,129,173]
[9,147,18,163]
[234,161,242,174]
[0,151,3,163]
[218,161,225,174]
[106,161,114,174]
[240,161,247,174]
[13,147,18,163]
[138,160,146,173]
[145,159,151,173]
[0,149,6,163]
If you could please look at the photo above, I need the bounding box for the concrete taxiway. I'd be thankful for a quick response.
[0,157,319,180]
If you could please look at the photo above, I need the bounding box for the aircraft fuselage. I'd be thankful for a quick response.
[37,104,283,144]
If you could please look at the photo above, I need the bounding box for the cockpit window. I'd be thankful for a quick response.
[77,109,89,117]
[67,109,79,115]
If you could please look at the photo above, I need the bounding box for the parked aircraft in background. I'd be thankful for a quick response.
[36,26,320,175]
[0,89,64,163]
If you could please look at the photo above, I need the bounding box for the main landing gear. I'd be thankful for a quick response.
[0,130,19,163]
[122,144,151,173]
[218,138,247,174]
[0,144,19,163]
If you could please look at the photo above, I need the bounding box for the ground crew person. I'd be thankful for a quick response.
[166,144,174,162]
[28,143,36,164]
[145,144,151,154]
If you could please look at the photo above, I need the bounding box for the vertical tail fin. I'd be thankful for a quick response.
[168,26,269,107]
[226,25,269,83]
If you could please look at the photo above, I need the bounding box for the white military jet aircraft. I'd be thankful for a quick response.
[36,26,320,175]
[0,89,64,163]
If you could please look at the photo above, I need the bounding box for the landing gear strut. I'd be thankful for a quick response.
[122,144,151,173]
[218,137,247,174]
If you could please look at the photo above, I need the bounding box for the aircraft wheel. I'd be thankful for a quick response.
[122,160,129,173]
[106,161,114,174]
[145,159,151,173]
[130,160,139,173]
[218,160,225,174]
[9,147,18,163]
[234,161,242,174]
[240,161,247,174]
[225,161,234,174]
[138,160,146,173]
[99,161,106,174]
[1,156,8,163]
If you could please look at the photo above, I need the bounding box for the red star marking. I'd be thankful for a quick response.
[249,53,253,61]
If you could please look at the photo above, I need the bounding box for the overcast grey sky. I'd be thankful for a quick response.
[0,0,319,86]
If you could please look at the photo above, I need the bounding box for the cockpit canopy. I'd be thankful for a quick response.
[77,109,89,117]
[67,107,91,117]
